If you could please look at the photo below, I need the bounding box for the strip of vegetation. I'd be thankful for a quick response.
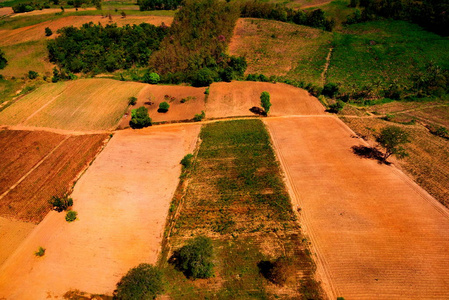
[137,0,181,11]
[48,22,169,74]
[160,120,323,299]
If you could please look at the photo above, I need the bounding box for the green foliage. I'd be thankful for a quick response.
[114,264,164,300]
[191,68,215,87]
[260,91,271,114]
[28,70,38,79]
[158,101,170,112]
[137,0,181,11]
[337,297,346,300]
[328,101,345,113]
[204,87,209,95]
[376,125,411,161]
[0,49,7,70]
[434,126,449,138]
[48,23,168,74]
[172,236,214,279]
[65,210,78,222]
[128,96,137,106]
[130,106,152,128]
[49,195,73,212]
[180,153,194,169]
[322,83,339,98]
[143,72,160,84]
[193,110,205,122]
[45,27,53,37]
[34,246,46,257]
[12,2,37,13]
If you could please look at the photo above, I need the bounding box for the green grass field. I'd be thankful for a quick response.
[0,78,145,130]
[161,120,322,299]
[327,20,449,93]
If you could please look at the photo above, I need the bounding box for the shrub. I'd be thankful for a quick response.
[128,96,137,106]
[434,126,449,138]
[130,106,152,128]
[172,235,214,279]
[193,110,205,122]
[49,195,73,212]
[35,246,46,257]
[204,87,210,95]
[45,27,53,36]
[376,125,411,162]
[158,101,170,113]
[258,256,293,286]
[328,101,345,113]
[28,70,38,79]
[114,264,163,300]
[260,91,271,114]
[180,153,194,169]
[0,49,7,70]
[143,72,160,84]
[322,82,339,98]
[65,210,77,222]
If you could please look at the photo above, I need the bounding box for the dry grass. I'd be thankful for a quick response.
[0,78,146,130]
[229,18,332,86]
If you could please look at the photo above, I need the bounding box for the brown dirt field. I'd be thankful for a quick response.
[0,7,13,16]
[0,217,35,267]
[0,124,201,299]
[0,15,173,47]
[0,131,108,223]
[265,116,449,299]
[119,84,206,128]
[206,81,325,118]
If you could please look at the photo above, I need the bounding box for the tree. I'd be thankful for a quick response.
[260,91,271,114]
[376,125,410,162]
[130,106,152,128]
[158,101,170,113]
[49,195,73,212]
[28,70,38,79]
[0,49,7,70]
[128,96,137,106]
[143,72,160,84]
[172,235,214,279]
[45,27,53,36]
[114,264,163,300]
[191,68,215,87]
[328,100,345,113]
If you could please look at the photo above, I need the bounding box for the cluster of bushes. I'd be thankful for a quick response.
[12,2,50,13]
[48,22,168,74]
[137,0,181,11]
[240,1,335,31]
[346,0,449,35]
[150,0,246,86]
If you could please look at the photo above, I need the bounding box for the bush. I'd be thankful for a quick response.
[35,246,46,257]
[193,110,205,122]
[260,91,271,114]
[128,96,137,106]
[45,27,53,36]
[49,195,73,212]
[158,101,170,113]
[114,264,163,300]
[322,82,339,98]
[171,235,214,279]
[259,257,293,286]
[328,101,345,113]
[434,126,449,138]
[0,49,7,70]
[28,70,38,79]
[130,106,152,128]
[65,210,77,222]
[143,72,160,84]
[180,153,194,169]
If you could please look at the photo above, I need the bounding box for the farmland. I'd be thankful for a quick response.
[0,78,146,130]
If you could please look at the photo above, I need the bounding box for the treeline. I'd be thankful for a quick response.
[149,0,246,86]
[240,1,334,31]
[346,0,449,36]
[12,0,96,13]
[12,2,50,13]
[137,0,181,10]
[48,22,168,74]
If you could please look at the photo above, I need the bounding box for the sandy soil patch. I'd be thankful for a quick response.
[0,217,35,267]
[0,15,173,47]
[206,81,324,119]
[265,116,449,299]
[119,84,206,128]
[0,124,201,299]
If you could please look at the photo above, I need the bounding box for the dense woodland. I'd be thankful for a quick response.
[137,0,181,11]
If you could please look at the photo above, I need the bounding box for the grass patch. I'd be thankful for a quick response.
[161,120,323,299]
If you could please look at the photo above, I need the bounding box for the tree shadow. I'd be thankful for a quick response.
[257,260,274,282]
[351,145,389,164]
[249,106,266,116]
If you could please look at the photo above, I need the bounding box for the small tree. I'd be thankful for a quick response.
[180,153,194,169]
[49,195,73,212]
[114,264,163,300]
[28,70,38,79]
[45,27,53,36]
[193,110,205,122]
[130,106,152,128]
[173,235,214,279]
[260,91,271,114]
[143,72,160,84]
[158,101,170,113]
[35,246,46,257]
[128,96,137,106]
[376,125,411,162]
[65,210,77,222]
[0,49,7,70]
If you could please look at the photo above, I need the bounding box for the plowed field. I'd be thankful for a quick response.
[0,124,201,299]
[265,116,449,299]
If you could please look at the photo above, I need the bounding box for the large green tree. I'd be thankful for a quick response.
[376,125,410,162]
[114,264,163,300]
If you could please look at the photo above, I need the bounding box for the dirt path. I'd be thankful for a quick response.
[0,124,201,299]
[265,116,449,299]
[321,47,333,86]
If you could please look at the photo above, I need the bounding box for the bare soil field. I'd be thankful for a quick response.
[0,217,35,267]
[229,18,332,85]
[206,81,325,118]
[266,116,449,299]
[0,129,108,223]
[0,78,146,130]
[0,15,173,47]
[119,84,206,128]
[0,124,201,299]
